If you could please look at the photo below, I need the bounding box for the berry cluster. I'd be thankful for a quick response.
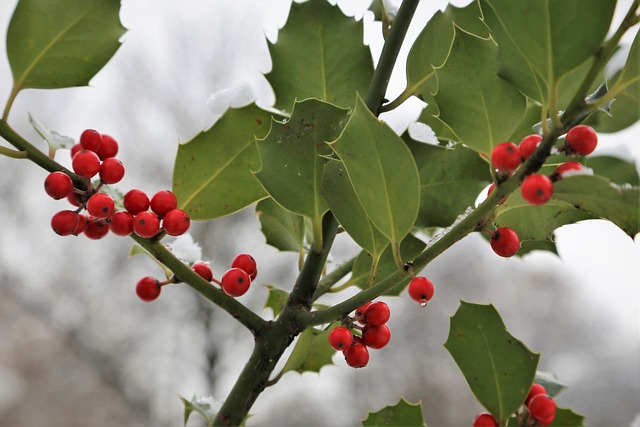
[472,383,557,427]
[45,129,190,240]
[328,301,391,368]
[135,253,257,302]
[485,124,598,258]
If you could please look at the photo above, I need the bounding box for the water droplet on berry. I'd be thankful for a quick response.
[419,300,428,307]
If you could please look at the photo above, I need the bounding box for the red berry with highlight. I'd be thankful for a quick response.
[328,326,353,351]
[528,394,556,425]
[491,142,521,172]
[123,189,150,215]
[150,190,178,217]
[364,301,390,326]
[473,413,498,427]
[554,161,584,178]
[362,324,391,349]
[162,208,190,236]
[521,174,553,205]
[518,134,542,160]
[344,342,369,368]
[87,193,115,218]
[96,134,118,159]
[109,211,134,236]
[99,158,125,184]
[136,276,161,302]
[44,171,73,199]
[231,254,257,280]
[84,219,109,240]
[192,262,213,281]
[133,211,160,238]
[490,226,520,257]
[565,125,597,155]
[221,268,251,297]
[51,210,80,236]
[80,129,102,152]
[408,276,434,306]
[525,384,547,406]
[72,150,101,178]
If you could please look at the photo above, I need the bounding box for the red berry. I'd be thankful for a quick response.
[527,395,556,424]
[84,219,109,240]
[73,214,88,235]
[554,161,583,178]
[491,142,521,172]
[133,211,161,238]
[192,261,213,281]
[231,254,257,279]
[362,324,391,349]
[525,383,547,406]
[80,129,102,152]
[518,134,542,160]
[109,211,134,236]
[136,276,161,302]
[44,171,73,199]
[72,150,101,178]
[96,134,119,159]
[364,301,390,326]
[490,226,520,257]
[87,193,115,218]
[408,276,434,306]
[67,192,82,207]
[70,143,82,159]
[565,125,597,155]
[328,326,353,351]
[521,174,553,205]
[150,190,178,217]
[473,413,498,427]
[343,342,369,368]
[99,158,125,184]
[536,413,556,427]
[221,268,251,297]
[162,208,190,236]
[123,189,150,215]
[51,210,80,236]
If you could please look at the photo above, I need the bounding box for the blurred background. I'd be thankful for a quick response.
[0,0,638,426]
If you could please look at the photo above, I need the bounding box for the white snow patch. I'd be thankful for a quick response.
[408,121,438,145]
[169,233,202,264]
[206,82,257,115]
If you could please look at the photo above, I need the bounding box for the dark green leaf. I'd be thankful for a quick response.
[255,99,349,235]
[548,407,585,426]
[584,156,639,186]
[480,0,616,103]
[6,0,125,92]
[263,285,289,318]
[444,302,539,424]
[433,29,527,155]
[534,371,568,398]
[281,324,337,374]
[361,398,426,427]
[406,139,491,228]
[173,105,271,219]
[321,159,389,258]
[267,0,373,111]
[256,198,305,253]
[553,175,640,238]
[329,95,420,246]
[416,103,461,144]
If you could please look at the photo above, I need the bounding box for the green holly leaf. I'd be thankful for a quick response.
[321,159,389,260]
[263,285,289,318]
[267,0,373,111]
[553,175,640,238]
[361,398,426,427]
[584,156,640,186]
[329,95,420,250]
[281,324,337,375]
[406,139,491,228]
[548,407,585,426]
[534,371,569,398]
[444,302,540,425]
[256,198,305,253]
[433,29,527,156]
[479,0,616,104]
[173,104,272,219]
[255,99,349,244]
[407,1,488,103]
[608,29,639,105]
[180,395,219,427]
[6,0,125,105]
[416,104,461,144]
